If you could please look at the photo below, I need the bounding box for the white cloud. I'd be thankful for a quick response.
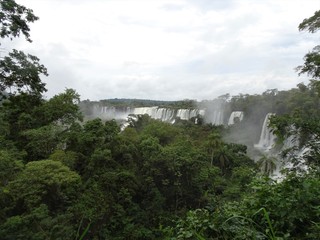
[12,0,320,101]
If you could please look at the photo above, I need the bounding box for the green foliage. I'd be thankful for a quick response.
[139,136,162,160]
[0,89,82,161]
[7,160,81,211]
[0,49,48,96]
[68,118,111,157]
[297,10,320,80]
[165,170,320,239]
[22,124,64,160]
[0,160,81,239]
[0,150,23,186]
[257,154,278,176]
[0,0,38,42]
[0,0,47,97]
[141,120,181,145]
[49,150,78,169]
[270,80,320,167]
[163,203,268,239]
[36,88,82,125]
[167,209,213,239]
[243,172,320,239]
[0,204,76,240]
[0,93,43,141]
[299,10,320,33]
[296,45,320,79]
[1,5,320,239]
[223,166,256,201]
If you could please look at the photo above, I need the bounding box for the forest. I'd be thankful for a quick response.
[0,1,320,239]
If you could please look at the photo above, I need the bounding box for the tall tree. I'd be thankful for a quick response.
[0,0,38,42]
[271,10,320,168]
[0,0,48,96]
[205,131,222,166]
[0,50,48,96]
[296,10,320,79]
[257,154,277,176]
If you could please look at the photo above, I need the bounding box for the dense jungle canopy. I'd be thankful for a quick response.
[0,1,320,239]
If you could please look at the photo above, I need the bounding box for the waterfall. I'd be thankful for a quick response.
[211,110,224,125]
[93,105,205,123]
[90,105,246,127]
[133,107,175,122]
[93,105,130,120]
[254,113,276,151]
[133,107,158,117]
[176,109,200,120]
[228,111,244,125]
[204,110,224,125]
[155,108,175,122]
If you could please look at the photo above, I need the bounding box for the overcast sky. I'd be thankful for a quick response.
[10,0,320,101]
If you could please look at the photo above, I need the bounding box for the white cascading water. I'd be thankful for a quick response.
[133,107,158,117]
[176,109,199,120]
[204,110,224,125]
[133,107,175,122]
[228,111,244,125]
[212,110,224,125]
[93,106,207,123]
[154,108,175,122]
[94,105,130,120]
[254,113,276,151]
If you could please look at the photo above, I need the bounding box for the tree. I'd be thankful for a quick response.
[138,136,162,161]
[0,92,44,145]
[0,0,38,42]
[257,154,277,176]
[216,145,233,175]
[205,131,222,167]
[36,88,82,126]
[49,149,78,170]
[75,118,107,156]
[0,150,22,186]
[299,10,320,33]
[0,0,48,97]
[0,50,48,96]
[22,124,64,160]
[140,120,181,146]
[7,160,81,211]
[0,88,83,161]
[0,160,81,239]
[296,10,320,79]
[271,10,320,168]
[296,45,320,80]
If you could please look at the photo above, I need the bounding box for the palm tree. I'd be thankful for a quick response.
[206,131,222,166]
[216,145,231,175]
[257,154,277,176]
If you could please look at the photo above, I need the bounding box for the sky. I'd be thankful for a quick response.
[9,0,320,101]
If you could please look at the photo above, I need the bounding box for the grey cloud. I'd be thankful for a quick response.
[186,0,235,11]
[11,0,319,102]
[161,3,186,11]
[22,43,84,99]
